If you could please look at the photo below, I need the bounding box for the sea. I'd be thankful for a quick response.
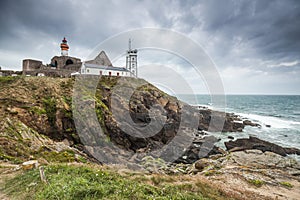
[177,94,300,160]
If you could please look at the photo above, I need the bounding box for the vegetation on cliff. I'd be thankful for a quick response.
[0,76,191,165]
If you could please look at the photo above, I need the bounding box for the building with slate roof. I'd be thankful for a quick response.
[22,37,136,78]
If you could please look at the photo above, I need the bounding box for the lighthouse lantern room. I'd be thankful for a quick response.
[60,37,69,56]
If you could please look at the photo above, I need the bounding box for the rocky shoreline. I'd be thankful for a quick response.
[1,76,299,164]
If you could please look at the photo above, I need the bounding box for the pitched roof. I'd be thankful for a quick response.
[85,51,113,66]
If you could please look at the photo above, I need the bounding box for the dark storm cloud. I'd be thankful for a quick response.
[196,0,300,63]
[0,0,76,42]
[0,0,299,93]
[1,0,299,60]
[136,0,300,71]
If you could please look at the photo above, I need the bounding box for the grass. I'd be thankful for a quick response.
[3,164,233,200]
[248,179,265,187]
[29,106,47,115]
[35,149,76,163]
[42,97,57,127]
[279,181,293,188]
[204,170,221,176]
[0,76,21,86]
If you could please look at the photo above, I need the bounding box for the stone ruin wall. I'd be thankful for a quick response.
[22,57,82,77]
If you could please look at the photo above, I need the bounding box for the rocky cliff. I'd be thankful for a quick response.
[0,76,251,164]
[1,76,300,200]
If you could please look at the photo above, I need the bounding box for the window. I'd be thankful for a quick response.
[51,60,57,67]
[117,72,119,76]
[100,71,102,75]
[109,71,111,76]
[87,69,90,73]
[66,59,74,65]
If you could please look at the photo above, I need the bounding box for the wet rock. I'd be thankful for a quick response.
[228,136,234,140]
[225,136,300,156]
[243,120,260,127]
[285,147,300,155]
[198,109,253,132]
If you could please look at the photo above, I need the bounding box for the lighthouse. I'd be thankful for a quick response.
[126,39,138,77]
[60,37,69,56]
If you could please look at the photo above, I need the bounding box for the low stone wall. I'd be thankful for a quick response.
[23,69,78,77]
[0,70,22,76]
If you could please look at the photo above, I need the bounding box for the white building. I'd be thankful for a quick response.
[80,43,137,77]
[81,63,131,77]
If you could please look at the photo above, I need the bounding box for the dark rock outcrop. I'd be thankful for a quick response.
[243,120,260,127]
[198,109,245,132]
[89,77,244,163]
[225,136,300,156]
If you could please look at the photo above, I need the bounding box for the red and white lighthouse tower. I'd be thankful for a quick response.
[60,37,69,56]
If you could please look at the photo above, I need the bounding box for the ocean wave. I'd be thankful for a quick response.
[192,104,213,110]
[293,112,300,116]
[268,114,285,118]
[237,113,300,129]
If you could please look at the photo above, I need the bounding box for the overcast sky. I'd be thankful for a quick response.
[0,0,299,95]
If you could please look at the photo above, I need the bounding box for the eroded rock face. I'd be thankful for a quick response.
[0,76,260,165]
[99,77,256,157]
[225,136,300,156]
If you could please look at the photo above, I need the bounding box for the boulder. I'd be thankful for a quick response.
[285,147,300,155]
[22,160,39,170]
[198,109,254,132]
[228,150,300,169]
[225,136,300,156]
[175,136,226,164]
[194,158,212,171]
[243,120,260,127]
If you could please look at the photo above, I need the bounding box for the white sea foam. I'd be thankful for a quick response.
[193,104,213,110]
[237,113,300,129]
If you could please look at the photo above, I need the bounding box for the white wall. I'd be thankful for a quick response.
[83,67,130,77]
